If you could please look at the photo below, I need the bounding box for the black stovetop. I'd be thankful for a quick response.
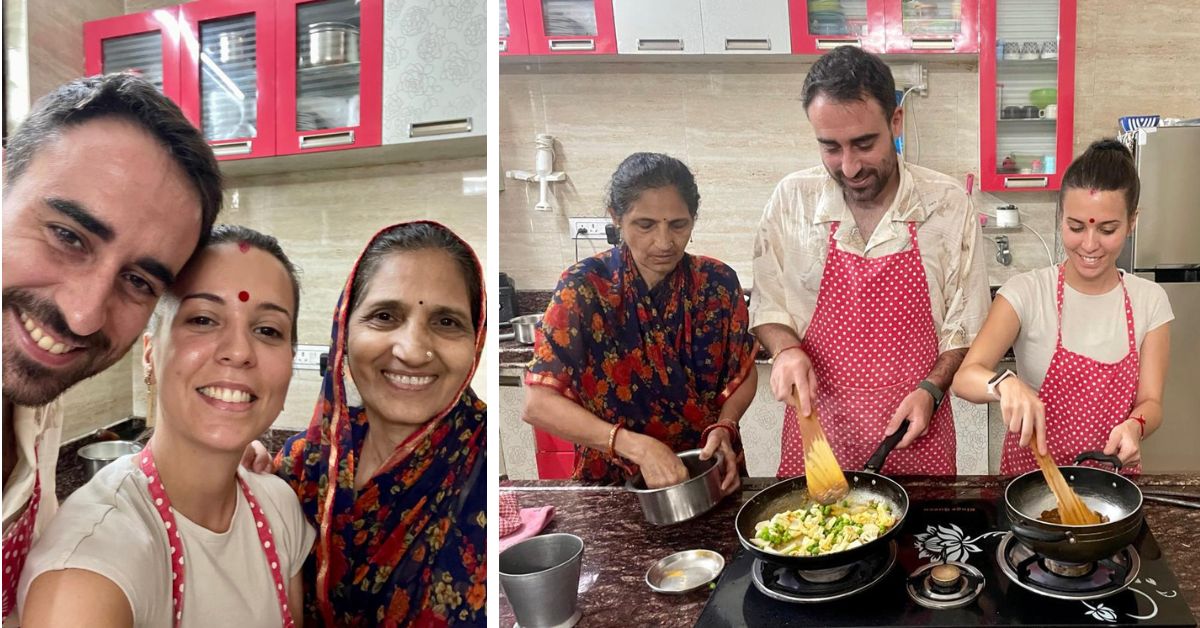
[696,496,1197,627]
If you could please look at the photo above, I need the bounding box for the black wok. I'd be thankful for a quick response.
[735,421,910,570]
[1005,451,1144,564]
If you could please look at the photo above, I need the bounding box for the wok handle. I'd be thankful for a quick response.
[1073,450,1123,471]
[864,419,909,474]
[1010,521,1073,543]
[1142,494,1200,509]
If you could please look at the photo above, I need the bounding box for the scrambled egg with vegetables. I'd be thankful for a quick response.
[751,499,897,556]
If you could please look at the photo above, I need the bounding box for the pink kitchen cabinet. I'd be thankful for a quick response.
[978,0,1076,191]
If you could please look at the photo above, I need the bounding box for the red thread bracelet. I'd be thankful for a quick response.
[1129,415,1146,439]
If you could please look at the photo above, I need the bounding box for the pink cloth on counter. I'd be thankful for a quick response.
[499,492,555,552]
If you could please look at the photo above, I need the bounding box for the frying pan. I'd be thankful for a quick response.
[735,420,910,570]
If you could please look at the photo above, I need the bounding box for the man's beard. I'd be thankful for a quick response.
[2,288,116,406]
[831,142,897,204]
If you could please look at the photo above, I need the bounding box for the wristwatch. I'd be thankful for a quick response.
[916,379,945,410]
[987,369,1016,400]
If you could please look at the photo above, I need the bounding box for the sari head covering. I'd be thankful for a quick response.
[277,221,486,627]
[525,244,756,484]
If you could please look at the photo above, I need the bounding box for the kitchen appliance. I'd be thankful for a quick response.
[627,450,725,525]
[79,440,143,479]
[306,22,359,67]
[1116,125,1200,473]
[696,483,1197,626]
[499,273,516,324]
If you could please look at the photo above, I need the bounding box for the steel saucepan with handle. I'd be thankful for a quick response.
[1005,451,1144,564]
[734,421,910,570]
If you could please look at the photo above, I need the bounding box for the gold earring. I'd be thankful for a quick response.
[144,370,156,427]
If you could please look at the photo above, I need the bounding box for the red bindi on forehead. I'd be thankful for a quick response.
[1089,218,1095,224]
[238,291,250,302]
[238,241,250,253]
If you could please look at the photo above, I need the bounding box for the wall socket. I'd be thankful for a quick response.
[568,217,610,240]
[293,344,327,371]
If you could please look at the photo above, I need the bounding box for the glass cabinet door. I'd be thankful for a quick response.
[885,0,979,52]
[84,9,181,100]
[526,0,616,54]
[180,1,276,160]
[277,0,382,155]
[500,0,530,55]
[980,0,1075,191]
[993,1,1061,182]
[788,0,885,54]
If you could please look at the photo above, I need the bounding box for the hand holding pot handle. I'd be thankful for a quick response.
[1074,450,1123,471]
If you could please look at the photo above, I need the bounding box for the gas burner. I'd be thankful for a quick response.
[906,561,985,609]
[996,533,1140,600]
[750,541,896,603]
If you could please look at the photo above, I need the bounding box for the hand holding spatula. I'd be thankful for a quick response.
[790,388,849,505]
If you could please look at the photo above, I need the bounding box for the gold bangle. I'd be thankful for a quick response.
[608,423,623,459]
[772,344,803,361]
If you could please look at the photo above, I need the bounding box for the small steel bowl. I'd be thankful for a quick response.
[79,440,143,479]
[645,549,725,594]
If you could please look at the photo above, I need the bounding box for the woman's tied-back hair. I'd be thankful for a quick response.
[1058,139,1141,221]
[349,223,483,332]
[148,225,302,349]
[606,152,701,220]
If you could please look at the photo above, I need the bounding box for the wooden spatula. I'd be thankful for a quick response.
[1031,445,1101,525]
[791,389,849,505]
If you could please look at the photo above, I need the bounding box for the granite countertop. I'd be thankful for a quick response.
[497,475,1200,627]
[56,422,301,501]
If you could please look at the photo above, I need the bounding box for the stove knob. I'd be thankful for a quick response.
[930,564,962,592]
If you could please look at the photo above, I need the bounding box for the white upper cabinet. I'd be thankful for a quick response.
[382,0,485,144]
[700,0,792,54]
[612,0,704,54]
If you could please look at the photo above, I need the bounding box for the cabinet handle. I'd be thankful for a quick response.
[548,39,595,51]
[299,130,355,149]
[725,38,771,51]
[637,38,684,51]
[409,117,473,138]
[816,38,861,50]
[1003,176,1049,189]
[910,37,954,50]
[500,39,508,52]
[211,140,252,157]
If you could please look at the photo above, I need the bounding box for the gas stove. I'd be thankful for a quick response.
[696,494,1196,627]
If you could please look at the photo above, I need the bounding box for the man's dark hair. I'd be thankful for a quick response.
[801,47,898,122]
[4,73,222,245]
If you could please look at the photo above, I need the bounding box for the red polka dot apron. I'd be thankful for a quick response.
[2,447,41,617]
[778,221,956,477]
[1000,265,1140,475]
[139,447,294,628]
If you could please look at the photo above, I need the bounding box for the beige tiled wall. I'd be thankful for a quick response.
[500,0,1200,290]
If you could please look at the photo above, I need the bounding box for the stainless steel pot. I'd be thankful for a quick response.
[510,314,540,345]
[307,22,359,67]
[627,449,724,526]
[1005,452,1144,564]
[79,440,143,479]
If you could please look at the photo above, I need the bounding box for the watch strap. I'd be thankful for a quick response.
[917,379,944,409]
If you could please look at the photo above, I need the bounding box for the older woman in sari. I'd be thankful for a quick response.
[276,222,485,626]
[523,152,758,490]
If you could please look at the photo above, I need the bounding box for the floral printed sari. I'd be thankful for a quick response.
[277,221,486,627]
[526,244,756,484]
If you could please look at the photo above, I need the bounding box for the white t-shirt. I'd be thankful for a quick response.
[998,267,1174,392]
[17,454,314,628]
